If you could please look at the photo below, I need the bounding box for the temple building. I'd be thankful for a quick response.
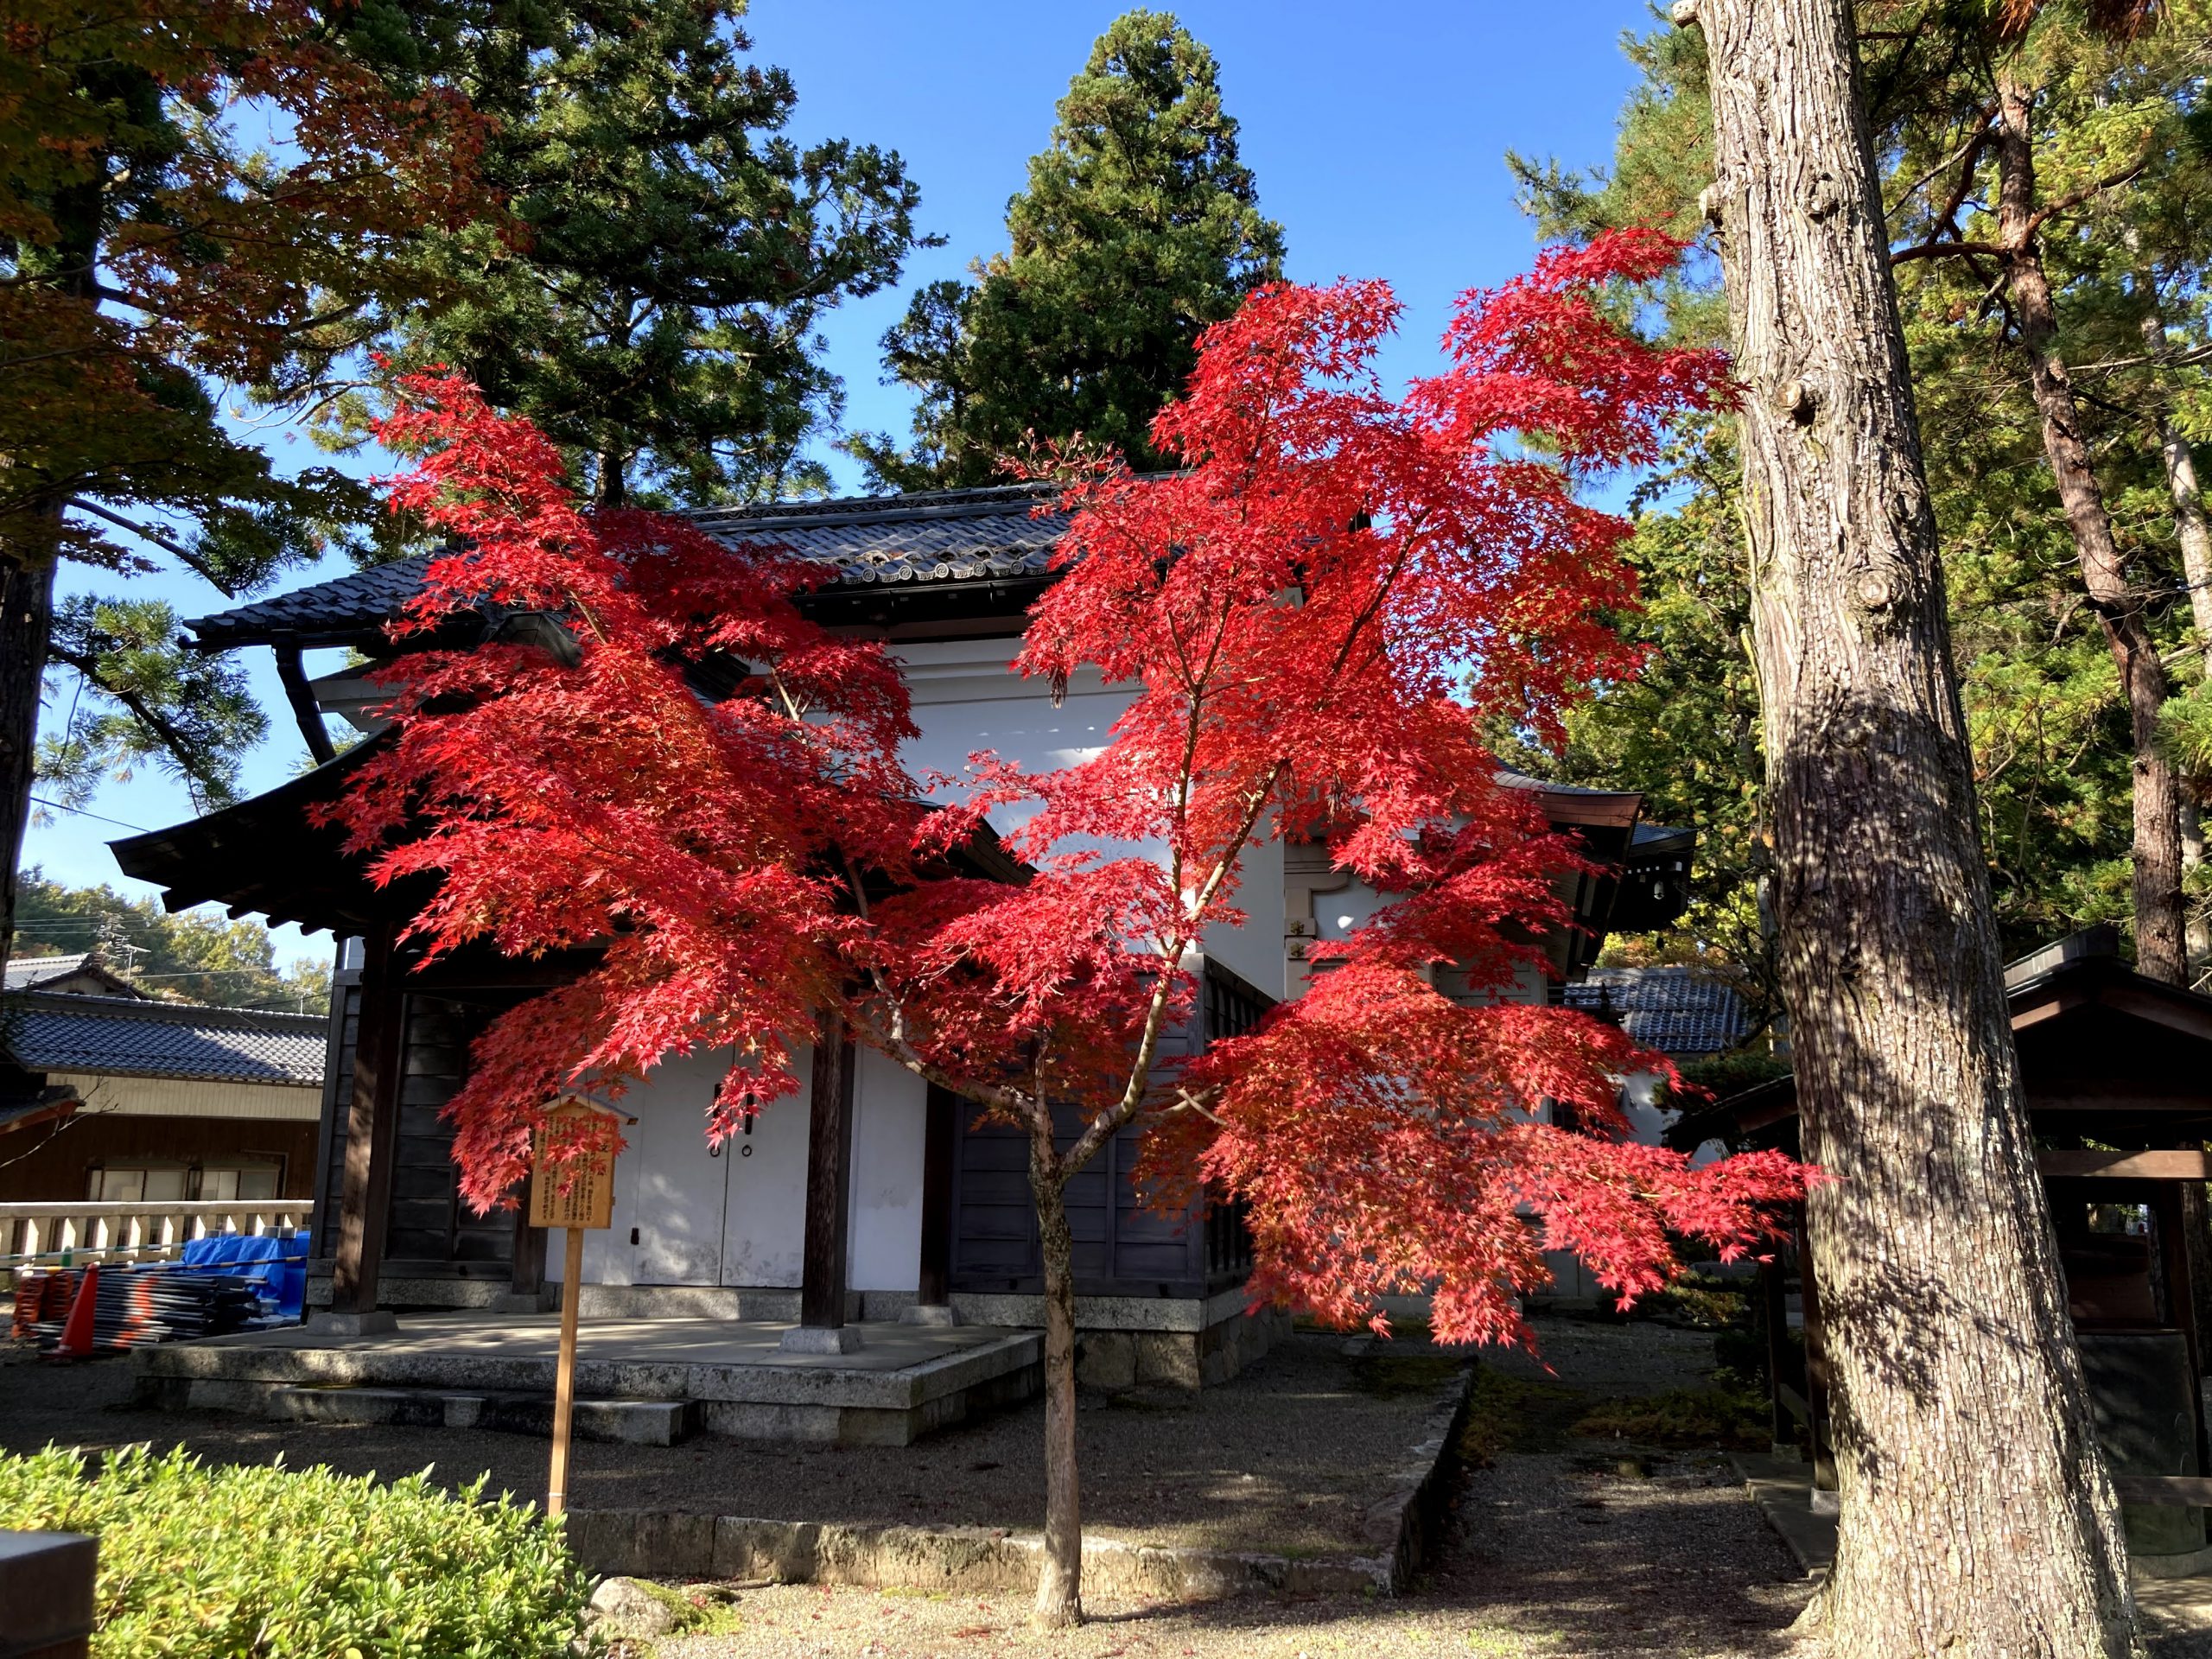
[112,482,1693,1418]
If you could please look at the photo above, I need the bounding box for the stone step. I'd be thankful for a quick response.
[265,1384,694,1445]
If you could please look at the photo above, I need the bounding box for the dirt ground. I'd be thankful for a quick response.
[648,1316,2212,1659]
[8,1313,2208,1656]
[0,1327,1452,1558]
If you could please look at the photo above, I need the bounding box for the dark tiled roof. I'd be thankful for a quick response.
[5,953,148,997]
[0,992,326,1085]
[6,953,91,991]
[1564,965,1751,1057]
[188,482,1069,649]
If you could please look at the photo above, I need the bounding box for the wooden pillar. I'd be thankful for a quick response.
[1759,1248,1794,1453]
[2152,1181,2212,1476]
[799,1013,857,1330]
[918,1084,958,1307]
[510,1173,547,1299]
[329,923,404,1315]
[1798,1217,1837,1496]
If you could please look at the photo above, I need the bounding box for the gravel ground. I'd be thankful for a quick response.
[10,1316,2209,1656]
[654,1314,1821,1659]
[0,1328,1449,1556]
[652,1316,2212,1659]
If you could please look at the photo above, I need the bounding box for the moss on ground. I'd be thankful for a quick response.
[1569,1385,1769,1450]
[1351,1353,1468,1399]
[1457,1366,1590,1465]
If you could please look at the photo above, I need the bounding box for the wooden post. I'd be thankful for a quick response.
[799,1014,857,1331]
[547,1225,583,1516]
[530,1096,619,1517]
[330,924,404,1316]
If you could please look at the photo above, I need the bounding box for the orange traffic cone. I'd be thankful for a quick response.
[48,1263,100,1360]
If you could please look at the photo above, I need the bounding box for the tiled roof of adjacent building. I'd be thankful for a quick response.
[188,482,1071,650]
[1564,965,1753,1057]
[4,952,148,997]
[0,991,326,1085]
[6,953,90,991]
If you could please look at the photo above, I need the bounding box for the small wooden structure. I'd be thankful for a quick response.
[1675,926,2212,1567]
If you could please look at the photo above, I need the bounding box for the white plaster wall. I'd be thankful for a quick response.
[715,1041,814,1287]
[895,635,1283,999]
[547,1044,815,1290]
[556,632,1294,1295]
[620,1049,734,1286]
[49,1074,320,1121]
[848,1047,926,1292]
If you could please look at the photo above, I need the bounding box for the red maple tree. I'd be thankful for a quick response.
[334,228,1808,1628]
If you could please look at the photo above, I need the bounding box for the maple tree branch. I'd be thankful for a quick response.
[1061,762,1286,1181]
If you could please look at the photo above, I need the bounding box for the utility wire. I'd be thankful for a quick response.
[29,797,150,833]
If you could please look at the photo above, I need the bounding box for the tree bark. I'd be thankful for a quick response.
[0,522,58,967]
[2145,304,2212,974]
[1689,3,2136,1652]
[1993,77,2186,983]
[2140,302,2212,1357]
[1027,1124,1082,1630]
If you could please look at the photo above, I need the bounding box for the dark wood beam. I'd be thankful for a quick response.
[2037,1149,2212,1180]
[918,1084,958,1307]
[2113,1475,2212,1505]
[329,924,405,1314]
[272,644,337,766]
[799,1014,856,1330]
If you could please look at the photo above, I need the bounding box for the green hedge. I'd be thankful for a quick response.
[0,1444,588,1658]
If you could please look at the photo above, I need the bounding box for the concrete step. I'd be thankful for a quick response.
[265,1384,694,1445]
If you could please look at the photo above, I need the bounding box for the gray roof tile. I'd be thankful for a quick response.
[0,992,326,1084]
[190,482,1069,648]
[1564,966,1751,1057]
[5,954,92,991]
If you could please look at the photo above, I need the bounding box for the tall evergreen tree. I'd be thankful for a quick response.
[1507,3,2211,982]
[848,10,1284,491]
[1685,3,2134,1648]
[336,0,927,507]
[0,0,490,968]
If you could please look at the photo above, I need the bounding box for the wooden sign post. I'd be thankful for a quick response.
[530,1097,620,1517]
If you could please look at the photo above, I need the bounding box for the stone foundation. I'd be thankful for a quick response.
[302,1277,1284,1389]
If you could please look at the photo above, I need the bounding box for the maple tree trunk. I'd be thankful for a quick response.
[1028,1132,1083,1629]
[1993,79,2185,983]
[0,513,57,968]
[1689,3,2136,1652]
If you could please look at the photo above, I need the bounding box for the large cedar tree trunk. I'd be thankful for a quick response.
[1993,78,2187,983]
[1027,1129,1083,1629]
[0,526,57,966]
[2143,301,2212,1356]
[1688,2,2136,1651]
[2147,302,2212,974]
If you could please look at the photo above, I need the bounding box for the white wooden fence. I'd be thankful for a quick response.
[0,1200,309,1269]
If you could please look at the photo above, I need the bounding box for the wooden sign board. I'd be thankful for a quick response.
[529,1097,620,1230]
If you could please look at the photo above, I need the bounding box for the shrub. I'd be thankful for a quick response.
[0,1443,588,1658]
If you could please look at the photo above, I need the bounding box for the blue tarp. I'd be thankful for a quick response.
[180,1230,309,1320]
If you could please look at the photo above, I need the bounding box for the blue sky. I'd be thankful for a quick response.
[26,0,1658,960]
